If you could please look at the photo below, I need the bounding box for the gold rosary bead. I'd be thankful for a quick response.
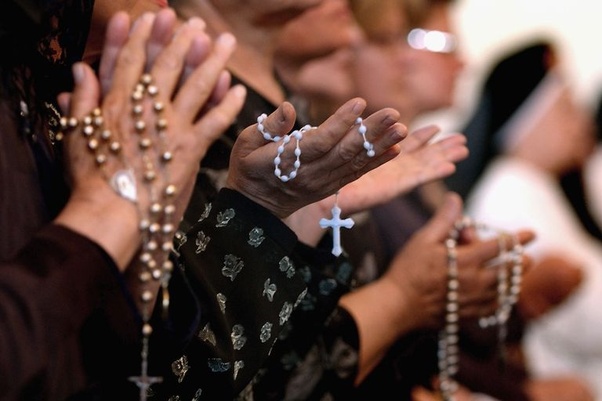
[143,169,156,182]
[162,151,173,162]
[153,101,164,112]
[87,138,99,151]
[142,323,153,336]
[139,270,152,283]
[95,153,107,166]
[83,124,95,136]
[133,104,144,115]
[109,141,122,154]
[141,290,153,303]
[140,73,153,85]
[164,184,177,197]
[147,84,158,96]
[152,267,163,278]
[156,118,168,130]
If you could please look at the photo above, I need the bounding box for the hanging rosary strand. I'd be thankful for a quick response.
[439,217,523,401]
[58,73,176,401]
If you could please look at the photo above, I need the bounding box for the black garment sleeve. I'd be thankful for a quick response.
[160,188,307,400]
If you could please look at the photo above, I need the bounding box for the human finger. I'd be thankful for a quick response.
[234,101,297,153]
[194,70,233,118]
[398,124,441,153]
[226,102,298,191]
[149,16,210,100]
[61,63,101,118]
[180,25,212,85]
[351,108,407,159]
[57,92,71,115]
[105,12,156,97]
[171,83,247,211]
[298,97,367,160]
[189,84,247,163]
[98,11,131,94]
[339,113,407,173]
[352,123,406,170]
[56,63,104,187]
[434,134,469,164]
[325,107,406,170]
[172,32,238,121]
[418,192,464,243]
[301,106,405,183]
[145,8,179,71]
[457,266,499,315]
[415,133,468,182]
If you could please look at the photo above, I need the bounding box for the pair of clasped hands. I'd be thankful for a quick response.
[54,7,535,322]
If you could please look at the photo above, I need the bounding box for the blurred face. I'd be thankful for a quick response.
[509,78,596,174]
[293,47,356,102]
[351,7,410,115]
[400,4,465,115]
[354,3,464,118]
[277,0,364,62]
[247,0,324,13]
[275,0,363,116]
[213,0,324,26]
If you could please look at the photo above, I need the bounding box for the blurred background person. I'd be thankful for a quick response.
[461,39,600,401]
[274,1,536,400]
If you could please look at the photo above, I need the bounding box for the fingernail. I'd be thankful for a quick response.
[216,32,236,48]
[352,99,365,115]
[72,63,85,84]
[132,12,154,30]
[232,84,247,99]
[187,17,205,29]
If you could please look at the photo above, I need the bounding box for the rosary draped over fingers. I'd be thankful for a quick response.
[453,229,534,318]
[226,97,407,219]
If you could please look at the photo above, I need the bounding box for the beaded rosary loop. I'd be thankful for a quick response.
[439,217,523,401]
[257,114,375,256]
[256,114,375,183]
[58,73,176,401]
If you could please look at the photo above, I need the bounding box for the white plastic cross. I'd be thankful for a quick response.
[319,205,354,257]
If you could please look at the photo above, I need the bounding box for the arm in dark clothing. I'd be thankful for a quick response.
[0,224,136,398]
[160,188,308,400]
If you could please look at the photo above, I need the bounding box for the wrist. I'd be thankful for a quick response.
[55,185,140,271]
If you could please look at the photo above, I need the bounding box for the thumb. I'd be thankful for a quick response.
[65,62,101,118]
[421,191,463,243]
[236,101,297,153]
[259,101,297,139]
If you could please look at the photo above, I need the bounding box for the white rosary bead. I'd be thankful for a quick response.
[355,117,375,157]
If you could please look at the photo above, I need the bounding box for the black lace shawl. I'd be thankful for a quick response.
[0,0,93,259]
